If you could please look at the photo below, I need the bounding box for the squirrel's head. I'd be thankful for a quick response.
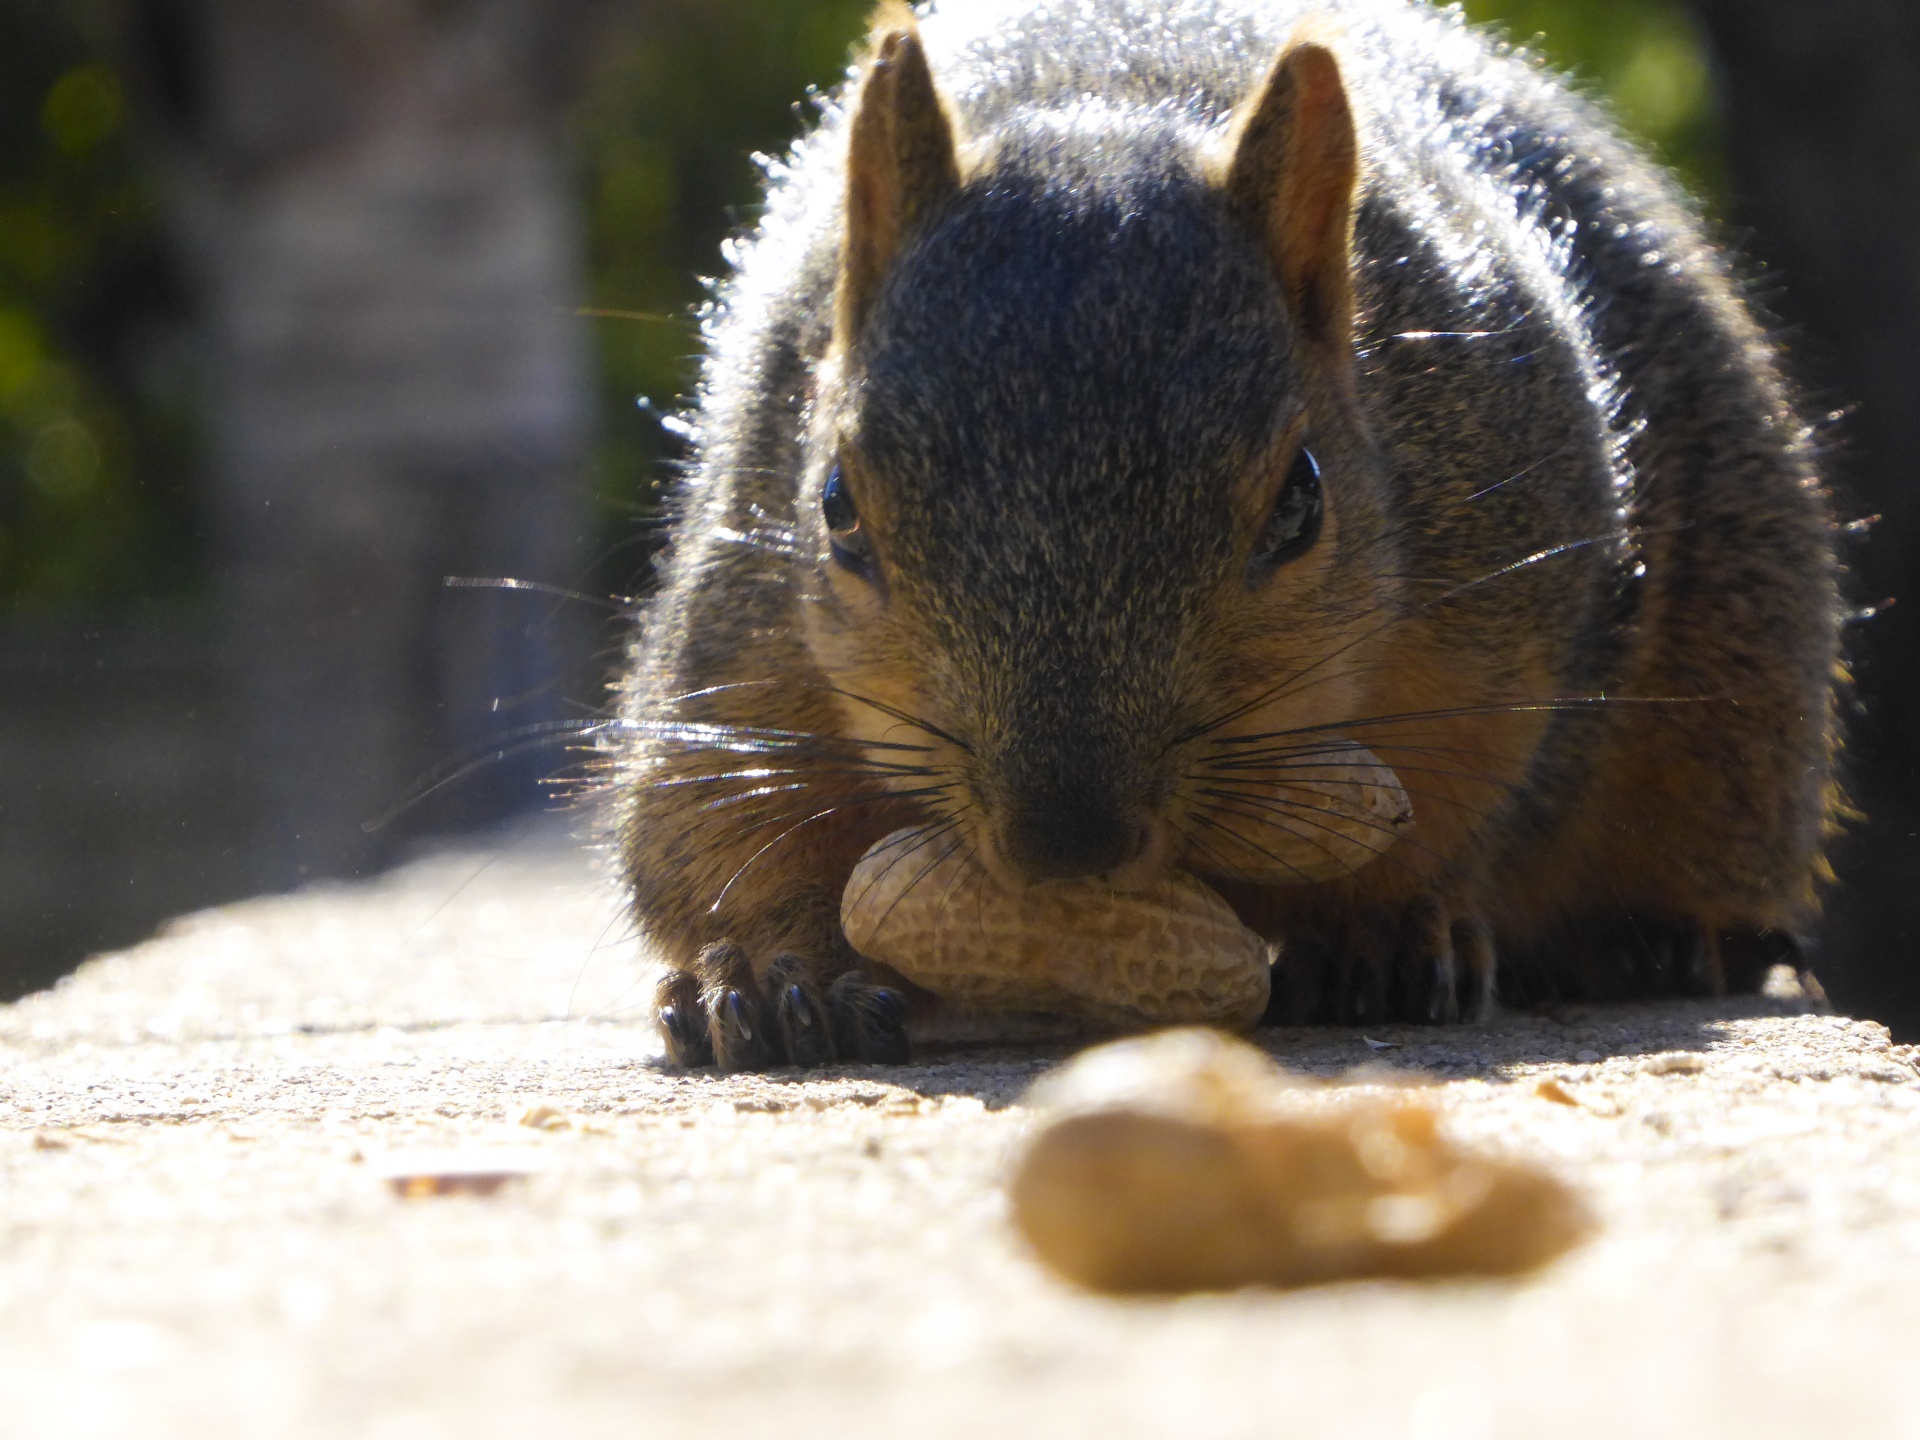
[803,16,1402,890]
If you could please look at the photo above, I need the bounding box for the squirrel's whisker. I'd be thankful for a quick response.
[1460,458,1548,505]
[1197,764,1508,809]
[1214,732,1561,763]
[1195,787,1426,864]
[843,818,971,937]
[1199,754,1520,794]
[707,807,852,914]
[707,787,959,913]
[1175,811,1293,886]
[365,722,618,832]
[629,719,936,757]
[657,679,792,706]
[712,525,804,559]
[1178,521,1687,747]
[633,762,936,794]
[1198,775,1510,835]
[823,685,975,755]
[884,829,975,932]
[1201,774,1514,832]
[1168,822,1244,887]
[1209,695,1709,749]
[444,576,630,612]
[933,826,993,917]
[697,782,813,813]
[1183,809,1340,885]
[1193,792,1471,892]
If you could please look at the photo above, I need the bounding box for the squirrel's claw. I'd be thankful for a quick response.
[1451,917,1499,1024]
[694,941,777,1072]
[655,968,714,1067]
[1402,897,1459,1024]
[713,987,774,1070]
[827,971,911,1065]
[767,952,837,1068]
[652,942,912,1071]
[1333,908,1395,1026]
[1264,899,1500,1028]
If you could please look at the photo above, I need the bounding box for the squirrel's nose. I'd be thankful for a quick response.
[1000,798,1147,882]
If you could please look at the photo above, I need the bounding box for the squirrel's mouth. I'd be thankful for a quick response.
[927,736,1414,899]
[984,803,1177,893]
[959,737,1415,896]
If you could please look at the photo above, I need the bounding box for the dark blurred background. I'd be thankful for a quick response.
[1,0,1914,1036]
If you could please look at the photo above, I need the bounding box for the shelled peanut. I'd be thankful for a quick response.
[1010,1029,1590,1293]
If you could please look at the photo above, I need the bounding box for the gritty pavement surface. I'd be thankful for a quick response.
[2,825,1919,1440]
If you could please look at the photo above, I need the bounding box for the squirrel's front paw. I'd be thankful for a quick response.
[1267,898,1497,1027]
[654,941,910,1072]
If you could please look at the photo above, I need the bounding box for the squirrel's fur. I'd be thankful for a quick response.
[610,0,1842,1069]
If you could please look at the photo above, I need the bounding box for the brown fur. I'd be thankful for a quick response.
[610,0,1842,1066]
[1222,39,1360,354]
[837,22,963,344]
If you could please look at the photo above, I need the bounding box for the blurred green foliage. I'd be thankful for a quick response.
[0,0,1720,613]
[0,0,196,614]
[1462,0,1723,200]
[571,0,871,587]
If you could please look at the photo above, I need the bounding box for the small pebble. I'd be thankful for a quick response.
[1639,1053,1707,1076]
[370,1148,546,1199]
[517,1102,573,1131]
[1534,1078,1582,1107]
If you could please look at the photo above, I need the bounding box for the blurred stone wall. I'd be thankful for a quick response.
[163,0,599,892]
[0,617,238,997]
[0,0,603,997]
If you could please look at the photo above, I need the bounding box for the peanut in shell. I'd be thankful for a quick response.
[1195,739,1412,885]
[840,830,1270,1032]
[1011,1029,1592,1293]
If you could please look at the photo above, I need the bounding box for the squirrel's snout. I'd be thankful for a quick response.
[998,797,1149,884]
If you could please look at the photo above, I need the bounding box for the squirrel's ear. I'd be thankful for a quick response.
[837,17,962,345]
[1223,39,1359,353]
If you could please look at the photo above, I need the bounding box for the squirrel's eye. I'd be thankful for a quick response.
[1251,446,1324,575]
[823,464,872,571]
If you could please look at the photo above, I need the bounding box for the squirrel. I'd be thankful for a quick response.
[608,0,1843,1070]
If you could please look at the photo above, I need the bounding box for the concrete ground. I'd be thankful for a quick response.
[2,824,1918,1440]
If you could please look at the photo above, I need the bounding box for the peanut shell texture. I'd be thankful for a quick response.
[840,830,1271,1032]
[1010,1029,1591,1294]
[1196,740,1413,885]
